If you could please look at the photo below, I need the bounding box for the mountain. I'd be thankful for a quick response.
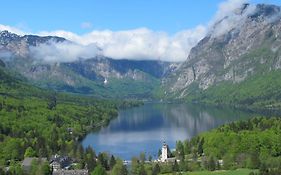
[0,30,178,99]
[0,30,66,57]
[164,4,281,110]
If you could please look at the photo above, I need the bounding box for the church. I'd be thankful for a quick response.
[159,142,176,163]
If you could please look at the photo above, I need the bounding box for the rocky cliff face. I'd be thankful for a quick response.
[0,30,66,57]
[164,4,281,98]
[64,57,177,81]
[0,30,178,98]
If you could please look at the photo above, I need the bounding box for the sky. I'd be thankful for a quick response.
[0,0,281,62]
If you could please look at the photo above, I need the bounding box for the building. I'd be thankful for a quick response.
[159,142,177,163]
[52,169,88,175]
[161,142,168,162]
[218,159,224,166]
[50,161,61,171]
[49,155,89,175]
[50,154,72,171]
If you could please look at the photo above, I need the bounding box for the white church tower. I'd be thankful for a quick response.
[161,142,168,162]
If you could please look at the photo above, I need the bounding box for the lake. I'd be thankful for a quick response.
[82,103,255,160]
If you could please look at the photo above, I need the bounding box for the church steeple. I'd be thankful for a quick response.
[161,141,168,162]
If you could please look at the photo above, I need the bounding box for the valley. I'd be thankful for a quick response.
[1,1,281,175]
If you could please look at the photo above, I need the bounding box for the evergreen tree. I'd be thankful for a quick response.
[91,164,106,175]
[0,168,4,175]
[131,157,140,175]
[8,161,23,175]
[259,163,269,175]
[176,141,185,161]
[41,162,51,175]
[179,160,188,172]
[249,153,260,169]
[98,153,109,170]
[197,138,204,156]
[138,164,147,175]
[24,147,36,158]
[110,155,116,170]
[47,94,57,110]
[172,160,179,172]
[140,152,146,163]
[148,155,152,162]
[112,160,128,175]
[84,146,96,172]
[208,156,216,171]
[152,163,160,175]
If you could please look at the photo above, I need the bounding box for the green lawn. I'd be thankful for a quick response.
[163,169,256,175]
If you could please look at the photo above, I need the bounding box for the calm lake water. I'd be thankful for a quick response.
[82,103,255,160]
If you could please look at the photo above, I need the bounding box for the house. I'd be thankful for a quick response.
[50,154,72,171]
[67,128,73,135]
[50,161,61,171]
[52,169,88,175]
[218,159,224,166]
[50,155,89,175]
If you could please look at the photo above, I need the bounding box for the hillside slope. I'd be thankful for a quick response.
[0,30,178,99]
[0,66,120,171]
[163,4,281,109]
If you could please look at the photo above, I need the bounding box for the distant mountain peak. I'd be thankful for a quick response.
[0,30,18,36]
[233,3,250,15]
[254,4,281,17]
[0,30,21,45]
[164,3,281,98]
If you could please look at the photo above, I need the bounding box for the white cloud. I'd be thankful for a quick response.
[0,24,26,35]
[214,0,248,21]
[0,50,12,58]
[38,26,206,62]
[208,0,256,37]
[29,41,100,63]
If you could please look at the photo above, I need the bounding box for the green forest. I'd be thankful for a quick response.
[186,70,281,113]
[0,67,121,174]
[155,117,281,175]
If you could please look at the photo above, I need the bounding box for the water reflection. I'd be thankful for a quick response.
[82,103,255,160]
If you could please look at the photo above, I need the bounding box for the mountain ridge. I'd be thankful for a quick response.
[162,3,281,108]
[2,3,281,103]
[0,30,179,99]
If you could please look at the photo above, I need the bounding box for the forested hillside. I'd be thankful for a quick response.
[0,67,119,174]
[168,117,281,175]
[186,70,281,112]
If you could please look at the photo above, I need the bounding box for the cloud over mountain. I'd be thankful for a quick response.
[29,41,100,63]
[0,24,25,35]
[38,26,206,62]
[208,0,256,37]
[0,0,258,62]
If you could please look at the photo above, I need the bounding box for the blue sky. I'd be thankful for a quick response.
[0,0,280,34]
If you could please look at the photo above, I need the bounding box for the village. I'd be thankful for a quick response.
[19,142,223,175]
